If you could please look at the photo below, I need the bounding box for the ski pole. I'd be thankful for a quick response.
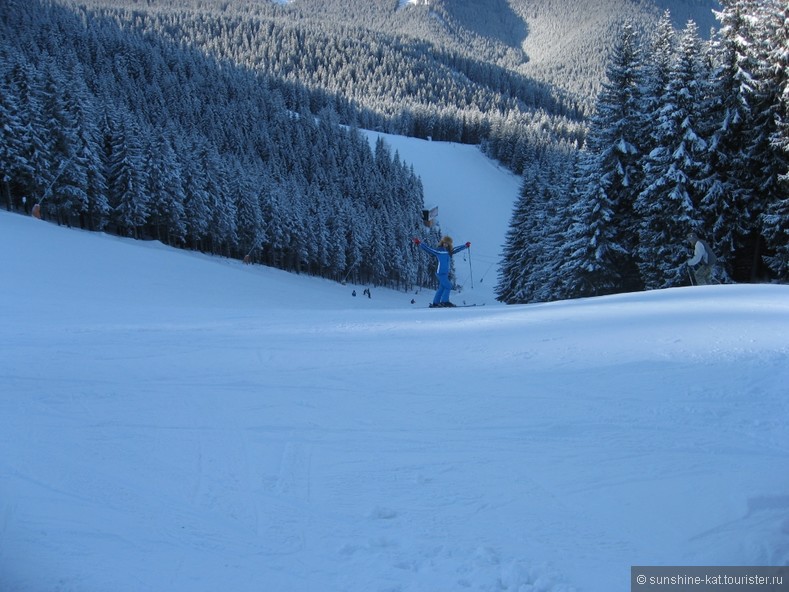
[243,236,264,264]
[39,156,76,211]
[687,264,695,286]
[341,264,357,285]
[479,261,496,284]
[467,246,474,289]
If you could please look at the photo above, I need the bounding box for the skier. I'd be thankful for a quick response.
[413,235,470,307]
[686,231,716,285]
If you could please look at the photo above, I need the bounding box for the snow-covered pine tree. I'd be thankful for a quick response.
[8,57,48,213]
[258,180,287,269]
[533,150,580,303]
[558,23,645,298]
[639,11,676,127]
[0,50,28,212]
[496,164,542,304]
[635,21,710,289]
[762,0,789,279]
[144,129,186,245]
[701,0,760,281]
[40,61,91,227]
[496,144,574,303]
[636,10,676,201]
[559,148,623,298]
[323,191,349,282]
[586,22,645,292]
[200,143,238,258]
[230,158,264,262]
[389,151,424,290]
[68,68,110,232]
[179,136,213,252]
[735,0,786,281]
[106,108,149,239]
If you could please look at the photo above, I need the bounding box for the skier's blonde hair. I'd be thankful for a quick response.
[439,236,453,252]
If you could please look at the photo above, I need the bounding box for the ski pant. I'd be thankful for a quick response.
[433,273,452,304]
[691,264,713,286]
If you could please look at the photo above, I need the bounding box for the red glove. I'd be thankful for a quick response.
[465,242,471,248]
[413,238,421,245]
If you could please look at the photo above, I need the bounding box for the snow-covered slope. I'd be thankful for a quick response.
[1,136,788,591]
[363,131,521,306]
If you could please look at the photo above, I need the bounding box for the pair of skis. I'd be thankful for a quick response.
[427,303,484,308]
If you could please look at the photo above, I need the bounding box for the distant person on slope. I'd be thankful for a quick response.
[686,231,716,286]
[413,235,470,308]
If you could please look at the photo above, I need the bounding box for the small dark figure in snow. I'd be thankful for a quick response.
[686,232,716,286]
[352,290,357,297]
[413,235,470,307]
[363,288,371,299]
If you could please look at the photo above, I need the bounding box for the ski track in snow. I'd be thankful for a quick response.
[2,138,789,592]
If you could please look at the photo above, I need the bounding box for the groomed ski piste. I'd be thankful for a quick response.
[1,132,788,592]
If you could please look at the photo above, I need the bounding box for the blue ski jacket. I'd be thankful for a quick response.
[419,242,468,275]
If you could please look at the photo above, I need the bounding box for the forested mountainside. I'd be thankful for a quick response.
[62,0,579,177]
[60,0,720,173]
[512,0,719,106]
[129,0,718,118]
[0,0,442,289]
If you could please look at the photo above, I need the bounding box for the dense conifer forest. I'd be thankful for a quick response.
[498,1,789,303]
[0,0,445,288]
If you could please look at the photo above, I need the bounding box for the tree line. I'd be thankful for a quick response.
[498,1,789,304]
[0,0,442,289]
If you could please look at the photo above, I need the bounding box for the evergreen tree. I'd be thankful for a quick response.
[106,109,148,238]
[738,0,786,281]
[69,69,109,231]
[144,129,186,245]
[179,137,213,251]
[200,143,238,257]
[635,21,710,289]
[762,1,789,279]
[641,12,676,111]
[39,61,89,226]
[531,152,578,303]
[0,50,27,211]
[585,22,645,292]
[259,181,288,269]
[558,24,645,297]
[637,11,676,190]
[559,149,623,298]
[701,0,759,280]
[497,181,543,303]
[8,58,48,211]
[231,159,265,261]
[497,147,559,303]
